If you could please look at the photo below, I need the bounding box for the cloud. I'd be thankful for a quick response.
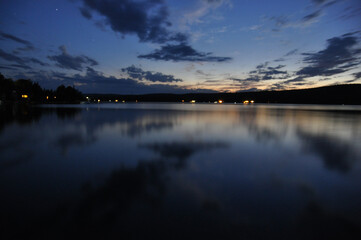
[273,58,285,62]
[311,0,338,6]
[138,43,232,62]
[0,49,48,70]
[269,16,290,28]
[312,0,328,4]
[236,62,289,83]
[48,45,98,71]
[195,70,213,77]
[121,65,182,82]
[353,72,361,80]
[79,7,92,19]
[78,0,187,44]
[0,49,26,64]
[28,58,48,66]
[339,5,361,20]
[231,76,261,82]
[0,31,35,51]
[180,0,231,27]
[297,32,361,77]
[285,49,298,56]
[283,77,306,84]
[266,0,342,32]
[302,10,322,23]
[8,64,32,70]
[0,65,16,70]
[78,0,232,63]
[23,67,214,94]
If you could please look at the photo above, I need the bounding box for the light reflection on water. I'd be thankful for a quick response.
[1,103,361,239]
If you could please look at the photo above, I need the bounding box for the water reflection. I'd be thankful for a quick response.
[297,129,359,173]
[0,103,361,239]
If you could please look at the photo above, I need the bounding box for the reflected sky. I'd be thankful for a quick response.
[1,103,361,239]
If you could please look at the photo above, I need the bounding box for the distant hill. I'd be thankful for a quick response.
[87,84,361,105]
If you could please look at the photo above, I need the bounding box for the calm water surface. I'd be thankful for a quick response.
[1,103,361,239]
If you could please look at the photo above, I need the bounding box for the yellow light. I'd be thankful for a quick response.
[115,99,118,102]
[182,100,184,103]
[54,96,56,99]
[98,99,100,102]
[21,95,28,98]
[243,100,249,104]
[218,100,223,104]
[191,100,196,103]
[122,100,125,103]
[251,100,255,103]
[46,96,49,100]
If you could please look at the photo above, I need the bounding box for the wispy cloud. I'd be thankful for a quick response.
[180,0,231,26]
[21,67,214,94]
[0,49,26,64]
[0,49,47,69]
[138,43,232,62]
[48,45,98,71]
[121,65,183,82]
[352,71,361,80]
[0,31,35,52]
[297,32,361,77]
[301,10,322,24]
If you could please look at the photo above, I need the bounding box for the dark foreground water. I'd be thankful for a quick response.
[1,103,361,239]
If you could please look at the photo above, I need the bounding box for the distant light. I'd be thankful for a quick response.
[86,96,89,99]
[122,100,125,103]
[243,100,249,104]
[182,100,184,103]
[109,100,111,102]
[46,96,49,100]
[191,100,196,103]
[136,100,138,103]
[98,99,100,102]
[218,100,223,104]
[21,95,28,99]
[214,101,218,104]
[251,100,255,103]
[54,96,56,99]
[115,99,118,102]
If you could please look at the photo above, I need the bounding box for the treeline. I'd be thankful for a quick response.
[89,84,361,105]
[0,73,84,103]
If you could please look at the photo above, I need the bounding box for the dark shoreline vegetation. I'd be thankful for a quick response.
[89,84,361,105]
[0,73,84,104]
[1,73,361,105]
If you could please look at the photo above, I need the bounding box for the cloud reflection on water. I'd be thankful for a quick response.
[1,103,361,239]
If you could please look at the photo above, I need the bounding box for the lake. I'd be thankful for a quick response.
[1,103,361,239]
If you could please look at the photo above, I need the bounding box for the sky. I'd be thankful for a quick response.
[0,0,360,94]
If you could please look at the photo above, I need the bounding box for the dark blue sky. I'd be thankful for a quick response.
[0,0,360,93]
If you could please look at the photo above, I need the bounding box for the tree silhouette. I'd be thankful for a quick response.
[0,72,84,103]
